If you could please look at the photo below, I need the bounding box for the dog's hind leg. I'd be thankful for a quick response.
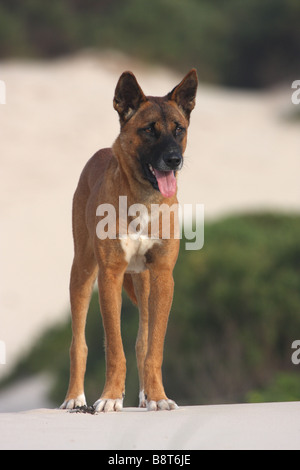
[131,271,150,408]
[123,273,137,305]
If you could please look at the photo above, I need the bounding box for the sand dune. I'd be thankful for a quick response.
[0,51,299,382]
[1,401,300,450]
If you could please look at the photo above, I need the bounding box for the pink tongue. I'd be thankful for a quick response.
[153,169,177,198]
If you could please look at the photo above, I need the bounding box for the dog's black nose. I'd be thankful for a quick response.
[163,152,182,169]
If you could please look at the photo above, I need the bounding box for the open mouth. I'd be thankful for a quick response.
[145,163,177,198]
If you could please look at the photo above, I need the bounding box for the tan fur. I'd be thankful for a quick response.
[61,70,197,411]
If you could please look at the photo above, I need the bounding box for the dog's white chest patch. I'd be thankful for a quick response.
[120,236,160,273]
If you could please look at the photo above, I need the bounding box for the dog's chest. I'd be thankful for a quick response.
[120,236,160,273]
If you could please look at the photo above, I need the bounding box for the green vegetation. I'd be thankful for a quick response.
[0,0,300,88]
[2,213,300,407]
[247,372,300,403]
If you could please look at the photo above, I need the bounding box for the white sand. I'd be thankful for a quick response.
[0,401,299,450]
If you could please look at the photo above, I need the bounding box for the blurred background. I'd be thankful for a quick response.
[0,0,300,411]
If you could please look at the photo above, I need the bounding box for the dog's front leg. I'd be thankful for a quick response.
[94,268,126,412]
[144,267,178,411]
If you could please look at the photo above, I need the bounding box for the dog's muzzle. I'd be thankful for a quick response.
[161,150,183,171]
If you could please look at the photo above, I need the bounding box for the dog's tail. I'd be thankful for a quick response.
[123,274,138,305]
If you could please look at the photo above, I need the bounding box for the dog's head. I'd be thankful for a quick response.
[113,69,198,198]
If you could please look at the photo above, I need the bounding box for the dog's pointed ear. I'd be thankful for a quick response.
[167,69,198,121]
[113,71,147,124]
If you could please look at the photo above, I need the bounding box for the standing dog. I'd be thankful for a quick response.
[61,69,198,411]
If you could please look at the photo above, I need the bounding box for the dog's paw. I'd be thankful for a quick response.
[147,399,179,411]
[93,397,123,412]
[60,393,86,410]
[139,390,147,408]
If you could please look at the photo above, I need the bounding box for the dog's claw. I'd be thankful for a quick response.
[147,399,179,411]
[94,398,123,412]
[60,394,86,410]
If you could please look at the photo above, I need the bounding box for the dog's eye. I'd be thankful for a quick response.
[175,125,185,137]
[144,123,156,134]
